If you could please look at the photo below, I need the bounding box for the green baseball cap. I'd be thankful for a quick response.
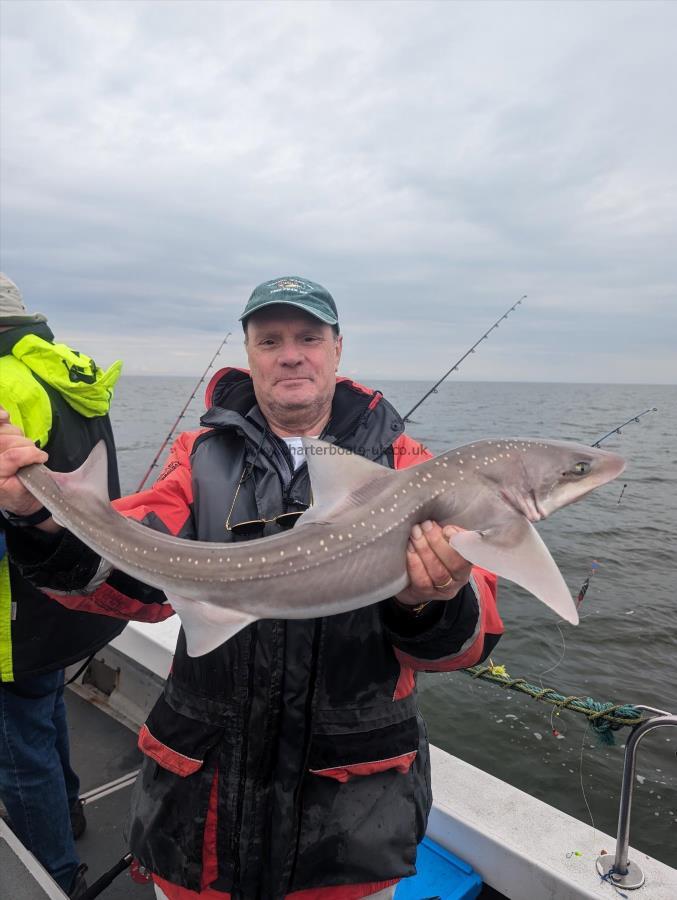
[239,276,339,327]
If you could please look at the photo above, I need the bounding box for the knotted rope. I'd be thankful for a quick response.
[464,664,647,744]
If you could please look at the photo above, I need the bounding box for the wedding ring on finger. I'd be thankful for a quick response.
[433,574,455,591]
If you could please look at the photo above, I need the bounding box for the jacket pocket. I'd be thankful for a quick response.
[308,716,419,783]
[138,690,225,777]
[291,714,423,890]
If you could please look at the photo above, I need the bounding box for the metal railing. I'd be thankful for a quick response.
[596,706,677,890]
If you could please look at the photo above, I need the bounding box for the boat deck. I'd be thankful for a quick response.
[64,689,153,899]
[3,620,675,899]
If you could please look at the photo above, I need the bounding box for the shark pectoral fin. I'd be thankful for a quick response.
[449,520,579,625]
[299,438,395,525]
[164,593,257,657]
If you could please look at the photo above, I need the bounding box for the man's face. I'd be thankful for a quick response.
[245,306,342,424]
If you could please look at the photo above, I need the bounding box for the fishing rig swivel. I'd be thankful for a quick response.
[402,294,527,423]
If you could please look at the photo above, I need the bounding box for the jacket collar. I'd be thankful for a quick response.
[0,322,54,357]
[200,368,404,461]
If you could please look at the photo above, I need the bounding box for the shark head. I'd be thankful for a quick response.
[464,439,625,525]
[505,439,626,521]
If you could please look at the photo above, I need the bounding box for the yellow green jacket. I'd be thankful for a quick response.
[0,328,122,447]
[0,324,124,681]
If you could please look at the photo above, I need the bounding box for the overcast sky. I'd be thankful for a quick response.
[1,0,675,383]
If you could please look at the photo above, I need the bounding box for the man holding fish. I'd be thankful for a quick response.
[0,276,625,898]
[0,275,504,899]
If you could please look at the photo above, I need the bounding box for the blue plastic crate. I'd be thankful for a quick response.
[395,837,483,900]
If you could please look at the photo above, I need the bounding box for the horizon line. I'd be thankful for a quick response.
[119,373,675,387]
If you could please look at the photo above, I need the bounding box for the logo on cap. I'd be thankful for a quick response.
[272,278,308,293]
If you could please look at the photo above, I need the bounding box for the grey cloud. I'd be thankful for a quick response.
[1,0,675,382]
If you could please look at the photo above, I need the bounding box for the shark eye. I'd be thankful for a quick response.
[571,461,591,476]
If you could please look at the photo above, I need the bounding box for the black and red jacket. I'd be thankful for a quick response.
[12,370,502,900]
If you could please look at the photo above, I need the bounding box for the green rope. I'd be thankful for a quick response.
[463,665,648,744]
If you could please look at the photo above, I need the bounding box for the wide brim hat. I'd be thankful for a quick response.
[0,273,48,326]
[239,276,338,327]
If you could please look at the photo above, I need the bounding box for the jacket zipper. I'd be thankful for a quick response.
[230,623,257,897]
[231,440,294,896]
[285,617,323,891]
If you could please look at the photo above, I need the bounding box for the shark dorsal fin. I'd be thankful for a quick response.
[49,440,111,508]
[298,438,394,526]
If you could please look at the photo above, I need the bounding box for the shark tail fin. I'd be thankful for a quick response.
[165,593,257,657]
[48,440,111,511]
[450,520,579,625]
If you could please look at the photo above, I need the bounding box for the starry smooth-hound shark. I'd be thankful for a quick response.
[17,437,624,657]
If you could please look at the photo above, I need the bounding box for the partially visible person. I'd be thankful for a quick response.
[0,273,125,898]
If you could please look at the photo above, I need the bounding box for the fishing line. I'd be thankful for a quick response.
[539,561,598,691]
[533,402,658,720]
[578,720,598,851]
[539,605,597,739]
[563,721,599,869]
[539,623,567,685]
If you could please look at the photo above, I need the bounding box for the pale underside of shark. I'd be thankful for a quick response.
[17,437,625,657]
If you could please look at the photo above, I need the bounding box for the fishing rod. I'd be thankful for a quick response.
[402,294,527,423]
[136,333,231,491]
[591,407,658,447]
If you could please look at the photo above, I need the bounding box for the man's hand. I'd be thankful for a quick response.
[0,406,49,517]
[394,520,472,607]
